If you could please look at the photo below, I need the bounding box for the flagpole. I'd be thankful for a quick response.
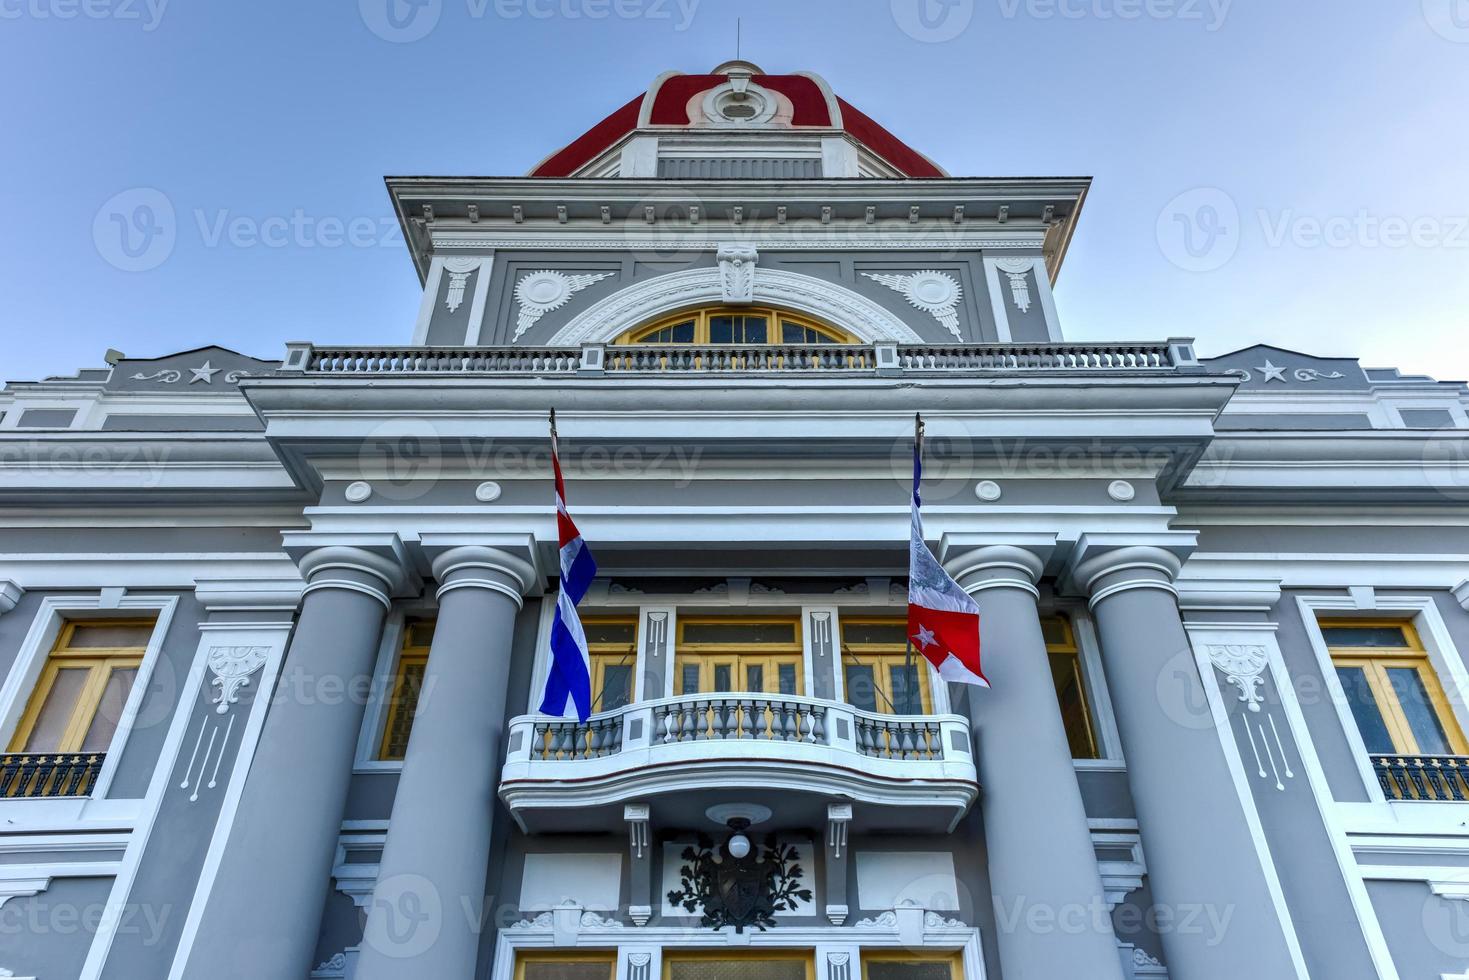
[904,412,923,711]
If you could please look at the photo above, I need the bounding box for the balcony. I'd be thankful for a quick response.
[0,752,105,798]
[283,339,1199,378]
[499,694,977,835]
[1373,754,1469,801]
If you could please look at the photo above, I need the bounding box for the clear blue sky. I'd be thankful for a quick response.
[3,0,1467,382]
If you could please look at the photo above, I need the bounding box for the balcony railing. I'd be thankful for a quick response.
[0,752,105,798]
[283,339,1199,378]
[1373,754,1469,801]
[502,693,976,833]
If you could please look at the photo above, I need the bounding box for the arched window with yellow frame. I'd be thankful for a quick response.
[616,306,859,346]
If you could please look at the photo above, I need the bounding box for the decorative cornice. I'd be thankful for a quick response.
[549,267,924,345]
[1176,578,1283,613]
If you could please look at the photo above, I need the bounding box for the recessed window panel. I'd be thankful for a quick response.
[1321,626,1412,648]
[682,622,797,646]
[599,664,633,711]
[1388,667,1451,755]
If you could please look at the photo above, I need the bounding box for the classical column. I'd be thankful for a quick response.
[0,581,23,615]
[1070,536,1305,979]
[183,537,411,980]
[356,541,536,978]
[947,541,1126,980]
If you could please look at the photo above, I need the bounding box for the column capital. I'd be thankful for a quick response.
[282,532,416,611]
[0,581,23,615]
[422,534,538,608]
[1062,532,1196,608]
[942,534,1057,600]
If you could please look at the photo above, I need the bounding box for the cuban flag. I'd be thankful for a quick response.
[538,411,599,722]
[908,415,988,687]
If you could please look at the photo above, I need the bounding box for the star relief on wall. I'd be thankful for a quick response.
[513,270,615,340]
[862,270,964,340]
[1225,358,1346,385]
[131,360,244,386]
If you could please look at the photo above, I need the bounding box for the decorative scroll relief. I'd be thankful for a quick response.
[995,257,1034,314]
[1204,643,1296,793]
[1224,362,1346,384]
[209,645,269,713]
[442,257,479,314]
[1207,644,1268,712]
[717,243,759,303]
[131,363,245,386]
[177,645,268,804]
[514,270,615,340]
[862,270,964,340]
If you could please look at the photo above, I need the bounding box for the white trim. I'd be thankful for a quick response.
[1184,628,1312,979]
[160,622,295,980]
[353,608,409,774]
[548,267,925,346]
[1296,593,1469,805]
[1257,614,1403,979]
[980,258,1011,343]
[464,254,495,345]
[411,257,446,345]
[1072,612,1124,763]
[489,922,985,980]
[0,592,178,803]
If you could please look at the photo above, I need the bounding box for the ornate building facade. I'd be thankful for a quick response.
[2,61,1469,980]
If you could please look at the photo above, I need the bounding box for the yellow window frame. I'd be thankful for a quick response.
[585,616,640,712]
[675,616,805,696]
[1043,615,1101,761]
[839,617,934,715]
[861,949,965,980]
[663,949,815,980]
[8,619,152,754]
[1323,619,1469,755]
[378,618,435,761]
[513,950,617,980]
[616,306,857,346]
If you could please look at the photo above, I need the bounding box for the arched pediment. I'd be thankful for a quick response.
[547,267,924,345]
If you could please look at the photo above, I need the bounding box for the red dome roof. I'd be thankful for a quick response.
[530,64,946,180]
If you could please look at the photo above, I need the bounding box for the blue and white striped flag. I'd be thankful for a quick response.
[538,410,599,722]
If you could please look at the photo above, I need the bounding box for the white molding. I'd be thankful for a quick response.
[411,256,446,345]
[1183,625,1312,980]
[549,267,924,346]
[1258,610,1403,979]
[1296,593,1469,804]
[980,258,1011,343]
[159,621,295,980]
[464,254,495,345]
[0,592,177,803]
[489,923,985,980]
[435,235,1048,252]
[1073,613,1124,762]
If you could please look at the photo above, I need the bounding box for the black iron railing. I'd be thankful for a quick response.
[1372,754,1469,801]
[0,752,105,798]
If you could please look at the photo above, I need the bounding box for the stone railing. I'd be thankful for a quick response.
[282,340,1199,378]
[507,694,969,769]
[1372,754,1469,801]
[0,752,105,798]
